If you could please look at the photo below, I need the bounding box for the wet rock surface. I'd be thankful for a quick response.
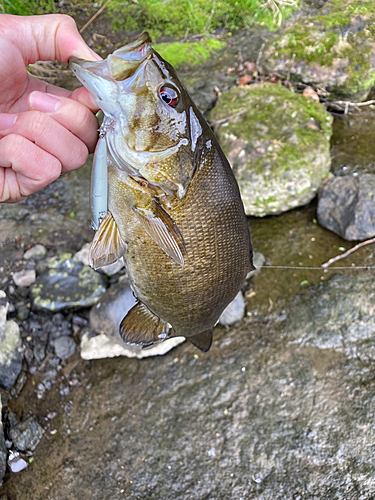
[210,84,332,216]
[30,254,107,312]
[4,269,375,499]
[0,320,23,390]
[285,272,375,360]
[317,173,375,240]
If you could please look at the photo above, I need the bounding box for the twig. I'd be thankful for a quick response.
[321,237,375,269]
[332,99,375,107]
[80,0,113,34]
[256,42,265,69]
[209,109,246,127]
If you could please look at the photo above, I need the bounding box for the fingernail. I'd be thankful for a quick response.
[29,92,62,113]
[0,113,17,130]
[71,47,102,61]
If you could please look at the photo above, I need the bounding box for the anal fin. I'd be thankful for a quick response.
[134,199,186,266]
[89,211,127,269]
[188,329,213,352]
[120,301,170,348]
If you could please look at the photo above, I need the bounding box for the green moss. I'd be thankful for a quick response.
[0,0,56,15]
[154,39,226,68]
[266,0,375,98]
[107,0,300,39]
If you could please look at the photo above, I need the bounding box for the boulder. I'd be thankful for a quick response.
[317,173,375,240]
[210,83,332,216]
[262,0,375,101]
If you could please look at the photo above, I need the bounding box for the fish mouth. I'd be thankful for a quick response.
[68,32,153,113]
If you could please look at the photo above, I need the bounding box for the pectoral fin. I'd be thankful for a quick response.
[120,301,170,348]
[188,330,213,352]
[89,212,127,269]
[134,199,186,266]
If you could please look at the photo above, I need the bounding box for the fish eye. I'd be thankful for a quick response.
[159,85,179,108]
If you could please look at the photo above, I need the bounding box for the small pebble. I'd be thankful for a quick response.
[8,455,28,473]
[23,244,47,261]
[13,269,36,287]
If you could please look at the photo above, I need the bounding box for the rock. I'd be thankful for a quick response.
[75,242,124,275]
[74,243,90,266]
[13,269,36,287]
[9,417,44,452]
[0,399,7,485]
[219,291,245,326]
[100,259,125,276]
[53,336,77,360]
[89,278,136,344]
[247,251,265,279]
[0,291,8,341]
[30,253,107,312]
[23,244,47,261]
[317,173,375,240]
[7,454,28,473]
[80,331,185,360]
[285,272,375,360]
[210,84,332,216]
[0,320,23,390]
[262,0,375,101]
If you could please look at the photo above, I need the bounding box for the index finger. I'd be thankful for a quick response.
[0,14,101,64]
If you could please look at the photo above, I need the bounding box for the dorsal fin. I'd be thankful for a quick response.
[89,212,127,270]
[134,199,186,266]
[188,329,213,352]
[120,301,170,348]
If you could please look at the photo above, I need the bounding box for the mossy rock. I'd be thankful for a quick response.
[210,83,333,216]
[30,254,107,312]
[262,0,375,101]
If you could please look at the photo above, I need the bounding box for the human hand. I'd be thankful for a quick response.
[0,14,101,203]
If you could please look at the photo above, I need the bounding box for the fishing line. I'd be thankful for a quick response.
[257,265,375,271]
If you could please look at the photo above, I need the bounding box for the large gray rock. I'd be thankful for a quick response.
[285,272,375,360]
[317,174,375,240]
[0,320,23,389]
[210,84,332,216]
[262,0,375,101]
[9,270,375,499]
[0,399,7,486]
[30,253,107,312]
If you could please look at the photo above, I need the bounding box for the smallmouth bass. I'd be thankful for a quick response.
[69,33,253,352]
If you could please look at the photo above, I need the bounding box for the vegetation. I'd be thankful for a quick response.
[0,0,300,37]
[265,0,375,97]
[107,0,300,39]
[0,0,56,15]
[154,38,226,69]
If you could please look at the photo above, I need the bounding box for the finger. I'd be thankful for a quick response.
[0,111,89,173]
[0,134,61,203]
[1,14,101,65]
[28,91,99,153]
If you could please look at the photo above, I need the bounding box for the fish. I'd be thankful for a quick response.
[69,32,253,352]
